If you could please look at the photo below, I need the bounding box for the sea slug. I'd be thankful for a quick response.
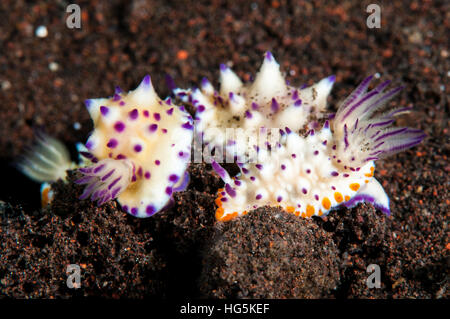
[175,52,335,162]
[181,53,425,221]
[75,75,193,217]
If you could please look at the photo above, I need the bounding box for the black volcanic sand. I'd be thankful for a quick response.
[0,0,448,298]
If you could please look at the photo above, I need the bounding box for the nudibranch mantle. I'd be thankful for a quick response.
[76,75,193,218]
[197,53,425,221]
[175,52,335,161]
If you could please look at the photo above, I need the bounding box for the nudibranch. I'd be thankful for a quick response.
[75,75,193,217]
[175,52,335,161]
[188,54,424,221]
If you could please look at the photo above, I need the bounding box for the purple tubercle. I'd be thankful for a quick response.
[134,144,142,152]
[324,120,329,129]
[197,105,205,112]
[84,99,92,108]
[292,90,299,100]
[149,124,158,132]
[302,188,308,194]
[154,113,161,121]
[100,106,109,116]
[143,110,149,117]
[255,194,262,200]
[265,51,273,61]
[115,86,122,94]
[144,171,151,179]
[251,102,259,110]
[113,94,121,101]
[331,171,339,177]
[141,74,152,87]
[201,77,210,88]
[245,110,252,119]
[166,108,174,115]
[271,98,279,112]
[107,138,118,148]
[294,99,302,107]
[146,205,156,216]
[169,174,179,183]
[277,196,282,202]
[220,63,227,72]
[114,121,126,133]
[182,121,194,130]
[129,109,139,120]
[131,207,138,216]
[155,160,160,165]
[165,187,173,195]
[327,75,336,83]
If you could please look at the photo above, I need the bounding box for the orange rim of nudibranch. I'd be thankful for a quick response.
[215,188,247,222]
[41,185,51,207]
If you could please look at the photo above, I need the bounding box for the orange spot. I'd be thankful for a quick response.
[41,187,50,207]
[294,211,300,217]
[349,183,360,191]
[318,210,323,216]
[301,212,306,218]
[215,197,222,207]
[345,195,350,201]
[370,167,375,172]
[306,205,315,217]
[176,50,189,60]
[221,212,238,222]
[446,243,450,250]
[215,207,224,220]
[365,173,373,177]
[242,211,248,215]
[365,180,369,183]
[334,192,343,203]
[322,197,331,210]
[286,206,295,213]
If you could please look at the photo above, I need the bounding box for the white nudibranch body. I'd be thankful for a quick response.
[181,52,425,221]
[76,75,193,217]
[175,52,335,161]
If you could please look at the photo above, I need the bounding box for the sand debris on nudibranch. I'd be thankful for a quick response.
[75,75,193,218]
[175,52,335,162]
[199,54,425,221]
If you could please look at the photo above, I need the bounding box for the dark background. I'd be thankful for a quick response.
[0,0,448,298]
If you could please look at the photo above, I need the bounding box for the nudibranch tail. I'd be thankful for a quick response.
[17,131,74,183]
[79,75,193,217]
[333,76,426,167]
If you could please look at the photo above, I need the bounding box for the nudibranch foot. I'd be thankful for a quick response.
[78,75,193,218]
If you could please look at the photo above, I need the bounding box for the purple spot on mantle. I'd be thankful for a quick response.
[114,121,125,132]
[146,205,156,216]
[107,138,118,148]
[129,109,139,120]
[149,124,158,132]
[134,144,142,152]
[100,106,109,116]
